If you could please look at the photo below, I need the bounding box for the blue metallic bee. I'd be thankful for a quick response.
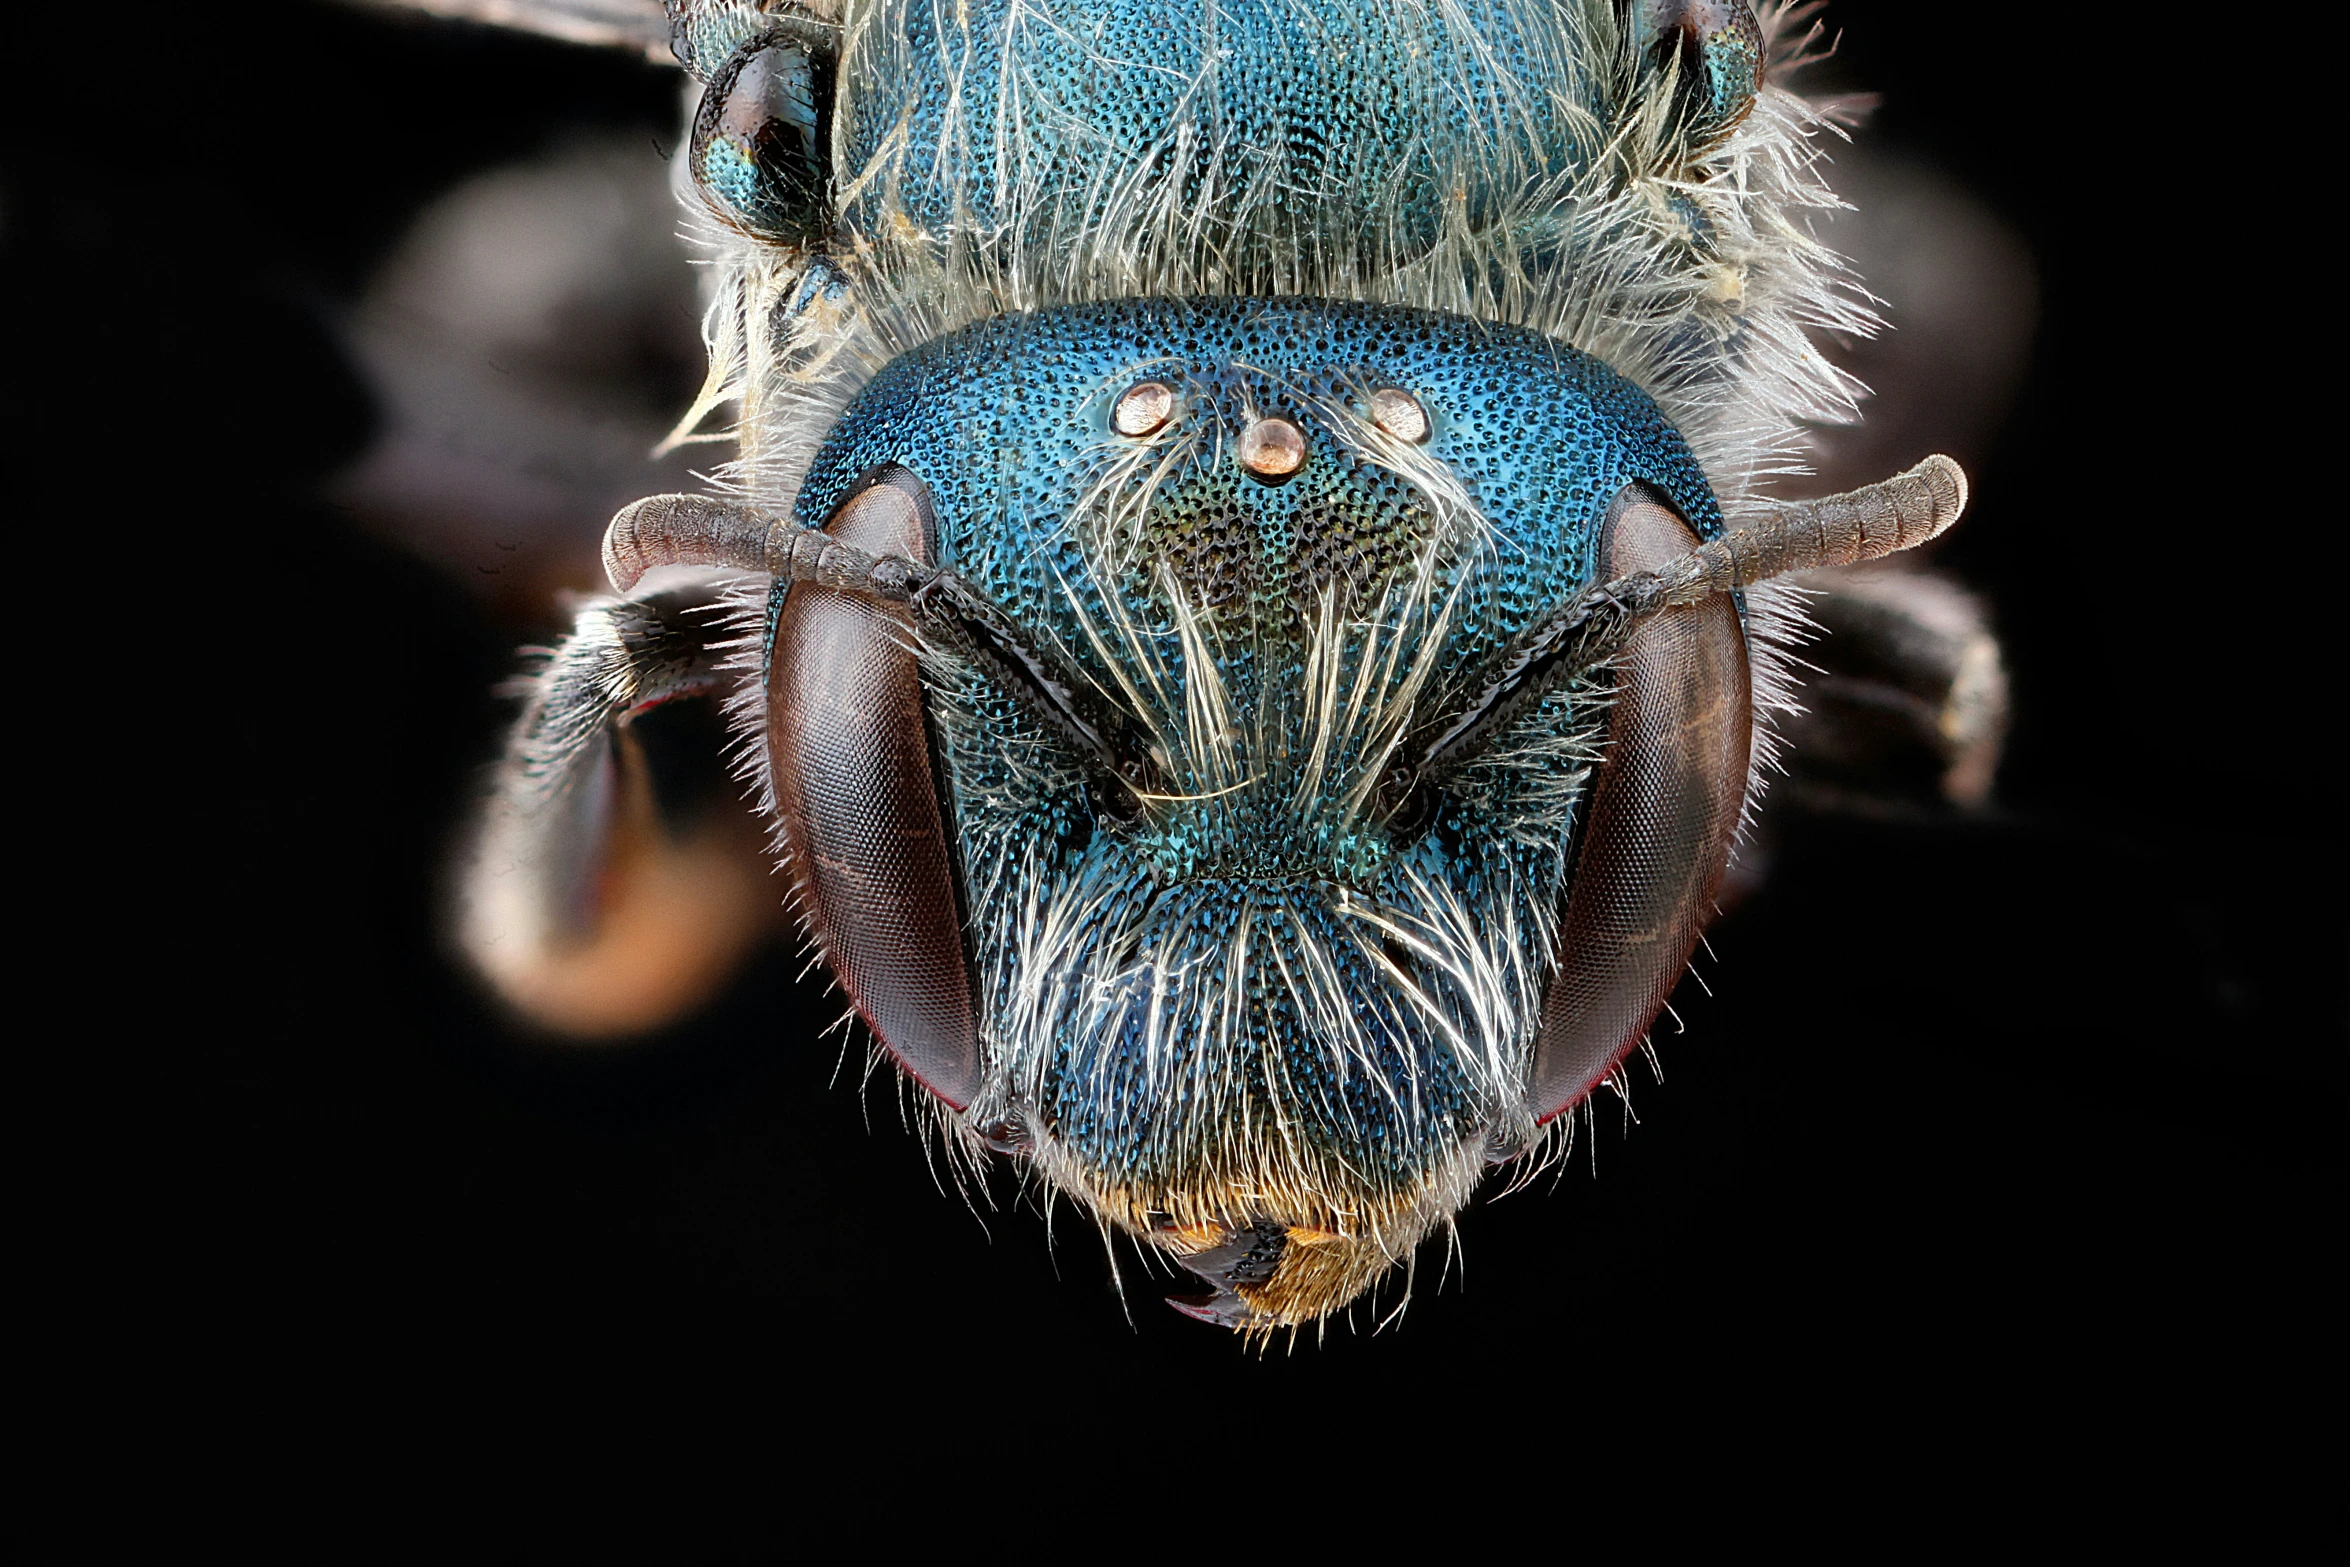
[429,0,1980,1330]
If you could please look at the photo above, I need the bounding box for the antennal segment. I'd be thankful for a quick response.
[1411,455,1968,789]
[1636,454,1967,615]
[602,491,938,602]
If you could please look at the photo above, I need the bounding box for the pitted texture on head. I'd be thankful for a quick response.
[766,300,1729,1320]
[792,300,1721,674]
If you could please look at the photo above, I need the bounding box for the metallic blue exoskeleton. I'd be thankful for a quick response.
[794,301,1719,1294]
[455,0,1975,1330]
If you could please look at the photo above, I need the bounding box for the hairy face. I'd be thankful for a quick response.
[766,298,1741,1326]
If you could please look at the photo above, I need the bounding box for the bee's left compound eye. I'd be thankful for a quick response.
[1529,485,1751,1121]
[690,31,835,243]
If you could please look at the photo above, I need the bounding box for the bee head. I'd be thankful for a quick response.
[738,296,1771,1329]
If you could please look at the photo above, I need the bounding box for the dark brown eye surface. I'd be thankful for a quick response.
[767,468,979,1108]
[1528,486,1751,1122]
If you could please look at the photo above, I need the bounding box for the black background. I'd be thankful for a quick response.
[18,0,2338,1527]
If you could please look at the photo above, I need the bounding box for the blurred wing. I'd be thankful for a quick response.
[346,0,677,61]
[333,134,706,609]
[1769,146,2027,822]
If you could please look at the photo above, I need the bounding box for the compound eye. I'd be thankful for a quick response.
[689,32,834,243]
[1527,484,1751,1122]
[767,467,979,1108]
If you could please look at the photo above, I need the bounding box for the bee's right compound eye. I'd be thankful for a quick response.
[767,467,980,1109]
[689,31,835,243]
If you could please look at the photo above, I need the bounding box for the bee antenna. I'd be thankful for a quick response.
[603,481,1155,803]
[601,489,941,602]
[1547,454,1970,686]
[1407,455,1969,790]
[1602,454,1968,626]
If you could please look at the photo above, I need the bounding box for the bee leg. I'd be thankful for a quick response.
[459,577,778,1037]
[1778,565,2010,814]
